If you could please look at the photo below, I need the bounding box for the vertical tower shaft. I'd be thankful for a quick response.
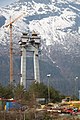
[34,47,40,83]
[21,47,26,89]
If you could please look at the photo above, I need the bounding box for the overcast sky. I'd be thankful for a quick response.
[0,0,18,7]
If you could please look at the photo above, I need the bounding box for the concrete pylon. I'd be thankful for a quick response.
[19,31,41,89]
[31,31,40,83]
[19,33,29,89]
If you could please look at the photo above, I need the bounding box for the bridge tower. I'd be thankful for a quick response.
[19,31,41,89]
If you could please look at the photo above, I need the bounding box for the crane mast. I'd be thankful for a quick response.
[5,14,24,85]
[10,17,13,84]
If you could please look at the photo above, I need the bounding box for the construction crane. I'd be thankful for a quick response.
[5,13,25,85]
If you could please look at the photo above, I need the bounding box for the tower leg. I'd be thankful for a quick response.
[20,47,26,89]
[34,51,40,83]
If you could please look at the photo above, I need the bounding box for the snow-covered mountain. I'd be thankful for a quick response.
[0,0,80,64]
[0,0,80,95]
[0,0,80,52]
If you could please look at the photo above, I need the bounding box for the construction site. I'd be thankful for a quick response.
[1,1,80,119]
[0,20,80,119]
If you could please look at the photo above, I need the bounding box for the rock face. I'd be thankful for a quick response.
[0,0,80,96]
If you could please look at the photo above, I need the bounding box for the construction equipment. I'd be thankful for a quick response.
[5,13,25,85]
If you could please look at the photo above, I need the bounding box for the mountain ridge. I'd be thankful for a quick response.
[0,0,80,96]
